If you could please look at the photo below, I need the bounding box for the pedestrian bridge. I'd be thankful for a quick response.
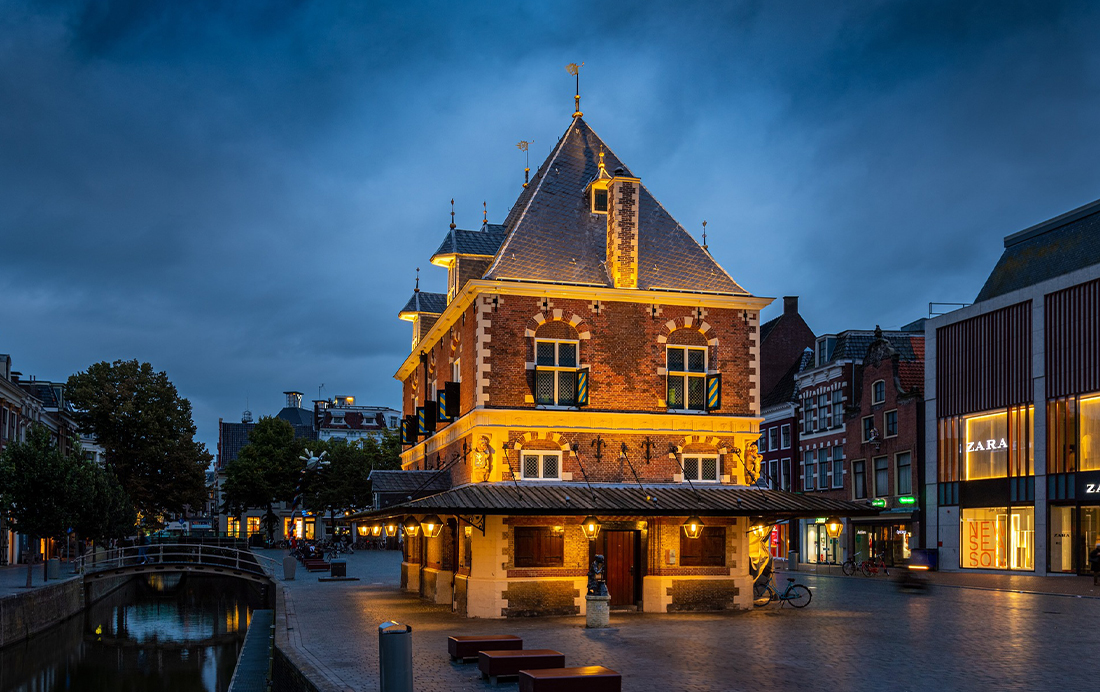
[75,543,280,586]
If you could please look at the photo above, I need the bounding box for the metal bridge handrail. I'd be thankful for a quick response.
[73,543,280,579]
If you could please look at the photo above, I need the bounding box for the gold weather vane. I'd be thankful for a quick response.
[702,220,708,252]
[449,199,456,230]
[517,140,533,187]
[566,62,584,118]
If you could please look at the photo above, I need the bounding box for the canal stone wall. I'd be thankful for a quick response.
[0,577,84,648]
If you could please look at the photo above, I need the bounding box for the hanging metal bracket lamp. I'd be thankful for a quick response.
[825,517,843,539]
[401,516,421,537]
[580,515,602,540]
[421,514,444,539]
[682,515,705,539]
[370,521,383,537]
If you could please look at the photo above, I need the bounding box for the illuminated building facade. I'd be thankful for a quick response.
[366,111,871,617]
[927,197,1100,574]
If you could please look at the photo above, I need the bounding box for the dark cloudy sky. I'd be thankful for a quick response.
[3,0,1099,456]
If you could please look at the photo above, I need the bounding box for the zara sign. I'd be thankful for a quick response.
[1075,471,1100,498]
[966,438,1008,452]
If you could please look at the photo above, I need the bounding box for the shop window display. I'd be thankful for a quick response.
[961,506,1034,570]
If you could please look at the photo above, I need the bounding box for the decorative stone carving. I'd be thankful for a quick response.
[472,435,493,483]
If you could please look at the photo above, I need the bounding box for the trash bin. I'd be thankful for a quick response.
[378,621,413,692]
[283,556,297,581]
[787,551,799,571]
[47,558,60,580]
[330,560,347,578]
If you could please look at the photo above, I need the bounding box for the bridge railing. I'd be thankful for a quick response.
[73,543,280,580]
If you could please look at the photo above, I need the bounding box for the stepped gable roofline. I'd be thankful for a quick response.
[976,196,1100,302]
[484,117,750,296]
[398,291,447,317]
[430,225,507,262]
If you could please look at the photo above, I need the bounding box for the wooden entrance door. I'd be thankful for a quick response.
[603,530,637,607]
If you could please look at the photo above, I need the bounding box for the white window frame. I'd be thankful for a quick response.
[780,424,791,450]
[852,459,867,500]
[884,409,898,438]
[452,357,461,384]
[832,391,844,425]
[520,451,562,480]
[818,394,831,429]
[591,185,609,214]
[872,379,886,405]
[681,455,719,483]
[781,458,791,491]
[818,449,831,489]
[896,451,912,495]
[832,447,845,489]
[862,415,876,442]
[534,339,580,406]
[802,453,815,491]
[666,345,707,411]
[873,456,889,498]
[768,427,779,452]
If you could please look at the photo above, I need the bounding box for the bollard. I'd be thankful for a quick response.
[282,556,297,581]
[378,621,413,692]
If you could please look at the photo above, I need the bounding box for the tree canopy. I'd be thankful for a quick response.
[66,359,210,528]
[221,416,304,539]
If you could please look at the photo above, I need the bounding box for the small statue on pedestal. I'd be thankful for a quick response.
[587,554,608,597]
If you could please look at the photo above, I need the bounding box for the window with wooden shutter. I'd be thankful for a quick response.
[680,526,726,566]
[513,527,564,567]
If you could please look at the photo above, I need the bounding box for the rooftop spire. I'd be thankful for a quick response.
[702,220,708,252]
[566,62,584,118]
[414,267,420,293]
[483,201,488,224]
[449,199,456,230]
[517,140,532,188]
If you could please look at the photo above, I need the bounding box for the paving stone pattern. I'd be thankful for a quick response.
[274,550,1100,692]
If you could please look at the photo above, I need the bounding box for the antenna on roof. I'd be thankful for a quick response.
[702,220,708,252]
[566,62,584,118]
[414,267,420,293]
[517,140,532,188]
[449,199,456,230]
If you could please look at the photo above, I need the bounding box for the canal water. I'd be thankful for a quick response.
[0,574,266,692]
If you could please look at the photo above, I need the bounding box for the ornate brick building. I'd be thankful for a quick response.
[361,111,868,617]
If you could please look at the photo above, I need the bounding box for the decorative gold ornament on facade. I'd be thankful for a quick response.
[473,435,493,483]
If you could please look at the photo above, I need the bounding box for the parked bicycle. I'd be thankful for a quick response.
[753,575,812,608]
[842,551,890,577]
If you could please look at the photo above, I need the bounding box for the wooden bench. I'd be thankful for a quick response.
[518,666,621,692]
[302,559,330,572]
[479,649,565,685]
[447,635,522,662]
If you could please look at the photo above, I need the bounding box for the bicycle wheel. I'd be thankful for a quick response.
[752,582,774,605]
[860,562,872,577]
[842,560,856,576]
[786,584,812,608]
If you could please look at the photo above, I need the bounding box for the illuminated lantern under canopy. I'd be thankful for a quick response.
[682,516,705,539]
[580,515,602,540]
[384,520,398,537]
[421,514,444,538]
[357,525,368,536]
[370,522,383,537]
[402,516,421,537]
[825,517,843,539]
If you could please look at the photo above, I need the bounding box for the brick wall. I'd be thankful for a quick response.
[500,580,580,617]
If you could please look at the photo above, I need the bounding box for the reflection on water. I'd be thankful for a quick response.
[1,575,265,692]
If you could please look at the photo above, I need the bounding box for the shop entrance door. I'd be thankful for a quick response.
[1079,506,1100,576]
[602,530,638,608]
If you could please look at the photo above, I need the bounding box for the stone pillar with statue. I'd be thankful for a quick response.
[585,554,610,628]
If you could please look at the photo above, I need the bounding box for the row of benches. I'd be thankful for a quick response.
[448,635,621,691]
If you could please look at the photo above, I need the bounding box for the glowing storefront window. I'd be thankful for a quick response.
[964,412,1009,480]
[961,506,1033,571]
[1081,395,1100,471]
[246,516,261,536]
[227,517,240,538]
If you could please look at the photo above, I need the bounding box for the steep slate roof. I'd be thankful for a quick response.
[360,482,876,517]
[830,330,922,364]
[485,117,748,295]
[276,406,315,428]
[976,197,1100,302]
[398,291,446,316]
[431,226,508,259]
[762,359,801,408]
[759,314,781,345]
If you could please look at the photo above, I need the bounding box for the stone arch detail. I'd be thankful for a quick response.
[511,432,572,454]
[657,317,719,367]
[524,309,592,340]
[673,435,730,454]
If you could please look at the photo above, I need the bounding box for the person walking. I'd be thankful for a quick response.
[1089,539,1100,586]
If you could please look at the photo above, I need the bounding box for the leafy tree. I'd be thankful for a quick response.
[222,416,303,541]
[304,430,403,532]
[74,462,137,543]
[0,425,84,586]
[66,360,211,529]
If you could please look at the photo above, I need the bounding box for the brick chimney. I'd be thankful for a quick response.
[606,169,641,289]
[784,296,798,315]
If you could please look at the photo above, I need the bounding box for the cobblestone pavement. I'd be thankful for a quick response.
[0,562,77,598]
[272,550,1100,692]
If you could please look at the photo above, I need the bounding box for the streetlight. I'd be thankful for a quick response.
[580,516,602,540]
[825,517,843,539]
[401,516,421,537]
[421,514,444,539]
